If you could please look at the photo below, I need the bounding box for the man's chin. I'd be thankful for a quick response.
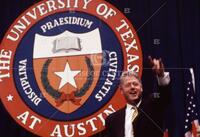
[128,96,139,104]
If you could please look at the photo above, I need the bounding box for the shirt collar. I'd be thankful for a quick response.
[126,99,142,110]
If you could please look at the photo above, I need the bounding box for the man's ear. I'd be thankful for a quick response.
[141,86,143,92]
[139,82,143,91]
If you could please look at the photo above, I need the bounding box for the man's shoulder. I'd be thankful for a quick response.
[106,107,125,121]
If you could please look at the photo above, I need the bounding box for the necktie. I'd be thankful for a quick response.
[132,106,138,122]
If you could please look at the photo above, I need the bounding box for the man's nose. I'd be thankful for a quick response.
[131,83,135,88]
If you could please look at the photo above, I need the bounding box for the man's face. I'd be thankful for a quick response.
[120,75,143,104]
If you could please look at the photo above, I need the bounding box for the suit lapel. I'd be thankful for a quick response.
[118,107,125,137]
[132,100,145,137]
[112,107,126,137]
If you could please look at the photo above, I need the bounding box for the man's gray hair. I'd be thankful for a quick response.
[120,71,142,85]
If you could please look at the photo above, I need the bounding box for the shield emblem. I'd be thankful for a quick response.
[33,29,102,114]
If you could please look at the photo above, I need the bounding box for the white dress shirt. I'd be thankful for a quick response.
[125,101,141,137]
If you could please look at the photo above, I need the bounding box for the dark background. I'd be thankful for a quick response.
[0,0,200,137]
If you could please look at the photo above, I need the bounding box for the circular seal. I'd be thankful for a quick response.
[0,0,142,136]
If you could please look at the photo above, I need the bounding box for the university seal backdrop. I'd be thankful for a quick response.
[0,0,142,136]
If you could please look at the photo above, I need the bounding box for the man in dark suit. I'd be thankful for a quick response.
[105,56,171,137]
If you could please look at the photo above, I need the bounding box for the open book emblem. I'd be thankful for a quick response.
[53,37,82,53]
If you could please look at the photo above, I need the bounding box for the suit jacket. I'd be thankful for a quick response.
[104,85,171,137]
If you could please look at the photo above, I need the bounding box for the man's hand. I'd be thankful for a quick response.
[148,56,165,77]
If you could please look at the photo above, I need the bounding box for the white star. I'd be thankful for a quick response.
[55,62,81,89]
[7,94,13,101]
